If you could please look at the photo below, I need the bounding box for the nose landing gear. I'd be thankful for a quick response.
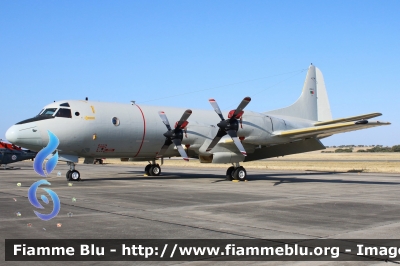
[65,162,81,181]
[226,163,247,181]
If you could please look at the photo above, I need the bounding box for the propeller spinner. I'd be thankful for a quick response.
[207,97,251,155]
[157,109,192,161]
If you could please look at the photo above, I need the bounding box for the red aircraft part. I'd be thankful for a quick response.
[175,121,189,129]
[0,142,22,150]
[228,110,244,119]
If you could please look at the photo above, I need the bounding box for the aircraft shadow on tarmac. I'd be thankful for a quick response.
[82,170,400,186]
[85,171,223,182]
[266,177,400,186]
[248,172,400,186]
[0,168,33,171]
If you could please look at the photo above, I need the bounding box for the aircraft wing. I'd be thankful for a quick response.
[276,120,391,139]
[314,112,382,126]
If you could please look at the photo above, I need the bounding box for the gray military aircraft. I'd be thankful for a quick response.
[5,65,390,181]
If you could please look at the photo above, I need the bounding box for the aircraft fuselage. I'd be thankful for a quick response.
[5,100,313,160]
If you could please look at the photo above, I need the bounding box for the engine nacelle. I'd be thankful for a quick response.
[211,152,245,164]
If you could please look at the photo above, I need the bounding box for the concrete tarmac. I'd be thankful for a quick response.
[1,161,400,265]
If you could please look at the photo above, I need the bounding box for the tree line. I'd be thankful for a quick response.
[323,145,400,153]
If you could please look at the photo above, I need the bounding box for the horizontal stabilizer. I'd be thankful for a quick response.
[276,120,390,139]
[314,113,382,126]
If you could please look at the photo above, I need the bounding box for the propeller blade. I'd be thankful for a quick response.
[176,109,192,128]
[172,139,189,161]
[158,111,172,131]
[157,138,173,158]
[227,130,247,156]
[206,129,226,152]
[209,99,225,121]
[232,97,251,118]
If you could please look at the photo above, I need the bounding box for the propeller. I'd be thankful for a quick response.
[207,97,251,155]
[157,109,192,161]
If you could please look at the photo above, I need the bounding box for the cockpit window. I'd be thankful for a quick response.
[37,109,44,115]
[55,108,72,118]
[40,108,58,116]
[60,102,70,107]
[16,108,58,124]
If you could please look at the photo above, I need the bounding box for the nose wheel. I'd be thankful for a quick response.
[65,162,81,181]
[145,160,161,176]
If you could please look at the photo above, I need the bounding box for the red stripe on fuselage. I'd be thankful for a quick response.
[133,104,146,157]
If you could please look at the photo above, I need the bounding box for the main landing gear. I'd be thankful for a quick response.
[226,162,247,181]
[66,162,81,181]
[145,159,161,176]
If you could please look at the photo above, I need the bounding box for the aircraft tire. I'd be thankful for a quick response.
[149,164,161,176]
[68,170,81,181]
[226,167,235,180]
[233,167,246,181]
[65,170,71,180]
[94,159,103,165]
[145,164,152,176]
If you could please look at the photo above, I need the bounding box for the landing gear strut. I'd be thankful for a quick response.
[145,159,162,176]
[65,162,81,181]
[226,162,247,181]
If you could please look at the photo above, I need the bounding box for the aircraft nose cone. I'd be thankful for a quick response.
[5,123,42,149]
[5,125,18,143]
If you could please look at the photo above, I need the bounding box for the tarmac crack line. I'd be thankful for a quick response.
[62,202,263,239]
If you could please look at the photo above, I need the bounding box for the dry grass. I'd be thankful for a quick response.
[83,151,400,173]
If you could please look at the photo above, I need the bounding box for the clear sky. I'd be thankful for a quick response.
[1,0,399,146]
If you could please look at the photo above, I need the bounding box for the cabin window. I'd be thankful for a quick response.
[112,117,120,126]
[55,108,72,118]
[40,108,58,116]
[75,112,80,116]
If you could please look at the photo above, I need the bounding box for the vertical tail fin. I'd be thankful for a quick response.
[267,65,332,122]
[315,67,332,121]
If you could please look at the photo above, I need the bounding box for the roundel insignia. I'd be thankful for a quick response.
[11,155,17,160]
